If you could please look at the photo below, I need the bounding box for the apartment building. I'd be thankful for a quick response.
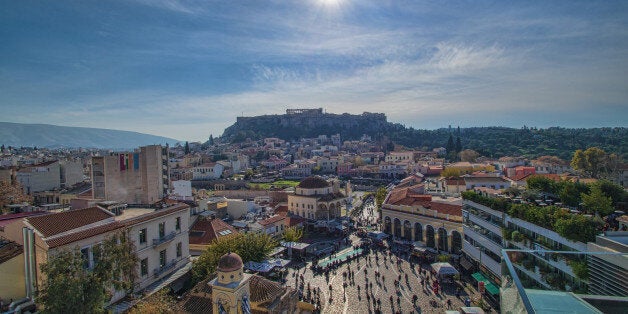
[462,190,590,295]
[20,203,190,303]
[586,232,628,297]
[16,160,60,194]
[91,145,170,204]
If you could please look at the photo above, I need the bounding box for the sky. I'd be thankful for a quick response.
[1,0,627,141]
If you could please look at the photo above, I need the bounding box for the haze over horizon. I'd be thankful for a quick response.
[2,1,627,141]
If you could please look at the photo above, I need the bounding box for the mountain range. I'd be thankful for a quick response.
[0,122,180,149]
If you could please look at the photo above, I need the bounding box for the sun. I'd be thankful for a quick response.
[318,0,342,9]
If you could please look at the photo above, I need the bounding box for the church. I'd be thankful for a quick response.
[179,252,310,313]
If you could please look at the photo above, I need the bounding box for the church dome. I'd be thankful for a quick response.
[297,176,330,189]
[217,252,243,272]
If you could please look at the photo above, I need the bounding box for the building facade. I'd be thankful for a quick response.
[381,185,463,253]
[288,176,345,221]
[92,145,170,204]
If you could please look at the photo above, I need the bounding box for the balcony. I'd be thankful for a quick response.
[463,240,502,277]
[154,259,179,278]
[502,250,628,314]
[468,211,502,235]
[463,226,503,256]
[153,231,177,247]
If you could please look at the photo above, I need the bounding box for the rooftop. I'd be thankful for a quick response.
[26,207,114,237]
[297,176,330,189]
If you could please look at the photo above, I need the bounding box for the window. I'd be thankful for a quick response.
[159,222,165,238]
[159,249,166,268]
[139,228,147,244]
[176,242,182,258]
[141,258,148,276]
[176,217,181,231]
[81,247,90,269]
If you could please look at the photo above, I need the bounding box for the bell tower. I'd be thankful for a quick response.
[210,252,252,313]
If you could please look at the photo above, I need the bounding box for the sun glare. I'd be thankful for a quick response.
[318,0,342,10]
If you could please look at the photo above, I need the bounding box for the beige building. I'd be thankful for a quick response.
[20,203,190,304]
[288,176,345,221]
[91,145,170,204]
[381,184,463,253]
[0,240,25,301]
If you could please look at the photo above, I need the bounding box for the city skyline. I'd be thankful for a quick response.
[2,0,627,141]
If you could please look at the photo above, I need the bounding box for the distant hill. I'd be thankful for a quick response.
[0,122,180,149]
[221,110,627,160]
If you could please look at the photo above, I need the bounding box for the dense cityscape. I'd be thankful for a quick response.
[0,110,626,313]
[2,1,627,313]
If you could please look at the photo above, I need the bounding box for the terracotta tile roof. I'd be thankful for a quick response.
[274,205,289,215]
[249,274,285,303]
[189,217,238,245]
[26,207,114,237]
[47,222,122,249]
[259,215,285,226]
[121,203,189,226]
[430,202,462,217]
[513,173,533,182]
[286,216,307,227]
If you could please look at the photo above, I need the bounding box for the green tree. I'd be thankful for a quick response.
[192,232,276,283]
[184,141,190,154]
[596,180,628,207]
[209,134,214,146]
[558,181,586,207]
[283,226,303,243]
[445,135,455,159]
[571,147,607,178]
[553,214,601,243]
[38,232,138,313]
[526,175,557,194]
[441,167,461,178]
[375,187,387,209]
[581,184,613,216]
[455,136,462,153]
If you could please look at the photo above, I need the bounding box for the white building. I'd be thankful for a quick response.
[192,163,224,180]
[16,160,61,194]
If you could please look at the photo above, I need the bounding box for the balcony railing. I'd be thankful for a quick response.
[152,231,177,247]
[154,259,179,278]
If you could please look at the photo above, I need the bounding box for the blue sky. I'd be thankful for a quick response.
[1,0,627,141]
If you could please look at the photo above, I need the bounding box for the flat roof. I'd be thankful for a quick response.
[114,208,155,221]
[525,289,602,314]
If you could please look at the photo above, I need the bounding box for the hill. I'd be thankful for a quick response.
[221,110,627,160]
[0,122,180,149]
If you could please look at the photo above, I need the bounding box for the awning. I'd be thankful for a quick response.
[431,262,460,276]
[460,257,474,270]
[471,272,500,295]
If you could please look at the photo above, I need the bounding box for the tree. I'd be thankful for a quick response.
[283,226,303,243]
[184,141,190,154]
[526,175,557,194]
[38,232,138,313]
[596,180,628,207]
[445,135,455,159]
[192,232,276,283]
[208,134,214,146]
[375,187,387,209]
[458,149,479,162]
[441,167,461,178]
[558,181,587,207]
[0,181,32,212]
[581,184,614,216]
[455,137,462,153]
[571,147,607,178]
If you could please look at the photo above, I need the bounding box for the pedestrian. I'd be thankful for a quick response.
[447,298,452,309]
